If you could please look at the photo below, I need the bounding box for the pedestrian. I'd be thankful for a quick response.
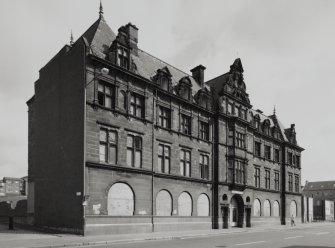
[291,215,295,227]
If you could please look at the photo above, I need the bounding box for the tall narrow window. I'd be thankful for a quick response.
[227,103,233,115]
[287,152,293,165]
[274,171,280,191]
[265,145,271,160]
[130,93,144,118]
[158,106,171,129]
[158,144,170,174]
[199,154,209,179]
[127,135,142,168]
[180,149,191,177]
[199,121,209,141]
[295,175,299,193]
[288,174,293,192]
[180,114,191,135]
[234,106,240,116]
[235,161,245,184]
[255,142,261,157]
[120,90,126,110]
[254,167,260,188]
[274,148,280,163]
[99,129,117,164]
[236,132,245,148]
[265,169,270,189]
[117,46,129,69]
[295,155,300,167]
[98,83,115,109]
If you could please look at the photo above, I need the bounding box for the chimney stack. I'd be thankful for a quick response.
[126,23,138,51]
[191,65,206,87]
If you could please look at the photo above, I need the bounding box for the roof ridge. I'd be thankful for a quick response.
[137,48,192,78]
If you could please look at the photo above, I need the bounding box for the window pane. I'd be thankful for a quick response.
[180,150,184,160]
[164,158,170,173]
[98,84,104,92]
[98,92,104,106]
[100,130,107,142]
[185,151,190,161]
[200,155,203,164]
[109,146,116,164]
[135,151,141,167]
[185,162,190,177]
[127,149,133,166]
[134,137,142,149]
[99,144,107,162]
[105,86,111,95]
[130,105,135,115]
[164,146,170,157]
[109,131,116,143]
[180,161,184,175]
[127,136,133,147]
[136,106,142,117]
[130,95,135,103]
[158,145,163,155]
[105,96,112,108]
[158,157,162,172]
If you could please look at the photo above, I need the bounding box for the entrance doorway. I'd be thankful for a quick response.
[230,194,244,228]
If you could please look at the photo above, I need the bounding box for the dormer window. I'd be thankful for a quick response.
[263,121,270,135]
[161,77,169,91]
[117,46,129,69]
[176,77,192,101]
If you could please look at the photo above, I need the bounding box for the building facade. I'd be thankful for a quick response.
[0,177,27,197]
[27,6,304,235]
[303,181,335,221]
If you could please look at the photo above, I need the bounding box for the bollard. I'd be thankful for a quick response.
[9,216,13,230]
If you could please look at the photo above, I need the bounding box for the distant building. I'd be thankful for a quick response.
[303,181,335,221]
[27,4,304,235]
[0,177,27,197]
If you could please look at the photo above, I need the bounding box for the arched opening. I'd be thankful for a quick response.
[246,196,250,203]
[253,198,261,216]
[230,194,244,228]
[264,200,271,217]
[178,192,192,216]
[156,190,172,216]
[197,194,210,216]
[290,200,297,217]
[107,183,134,216]
[273,201,280,217]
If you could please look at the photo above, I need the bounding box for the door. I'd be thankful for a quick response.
[231,197,238,227]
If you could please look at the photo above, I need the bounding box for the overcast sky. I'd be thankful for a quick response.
[0,0,334,183]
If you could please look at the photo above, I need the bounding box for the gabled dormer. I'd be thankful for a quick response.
[262,119,271,135]
[194,87,212,110]
[253,114,261,130]
[285,124,297,145]
[175,76,192,101]
[226,59,250,105]
[152,67,172,92]
[108,23,138,70]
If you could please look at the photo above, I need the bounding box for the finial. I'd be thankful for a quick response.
[99,0,103,17]
[273,105,276,115]
[70,30,74,46]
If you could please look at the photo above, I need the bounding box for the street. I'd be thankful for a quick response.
[71,225,335,248]
[0,223,335,248]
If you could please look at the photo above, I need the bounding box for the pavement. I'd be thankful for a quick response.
[0,222,334,248]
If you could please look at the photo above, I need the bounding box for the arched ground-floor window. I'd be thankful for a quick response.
[253,198,261,216]
[264,200,271,217]
[197,194,210,216]
[178,192,192,216]
[156,190,172,216]
[273,201,280,217]
[290,200,297,217]
[107,183,134,216]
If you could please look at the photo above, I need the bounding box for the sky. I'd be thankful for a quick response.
[0,0,334,183]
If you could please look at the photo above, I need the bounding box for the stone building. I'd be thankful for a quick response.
[27,5,304,235]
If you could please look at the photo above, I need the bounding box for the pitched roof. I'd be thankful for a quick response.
[131,49,201,94]
[303,181,335,191]
[80,16,116,59]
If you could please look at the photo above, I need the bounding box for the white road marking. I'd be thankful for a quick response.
[284,236,304,239]
[235,240,265,246]
[315,232,330,235]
